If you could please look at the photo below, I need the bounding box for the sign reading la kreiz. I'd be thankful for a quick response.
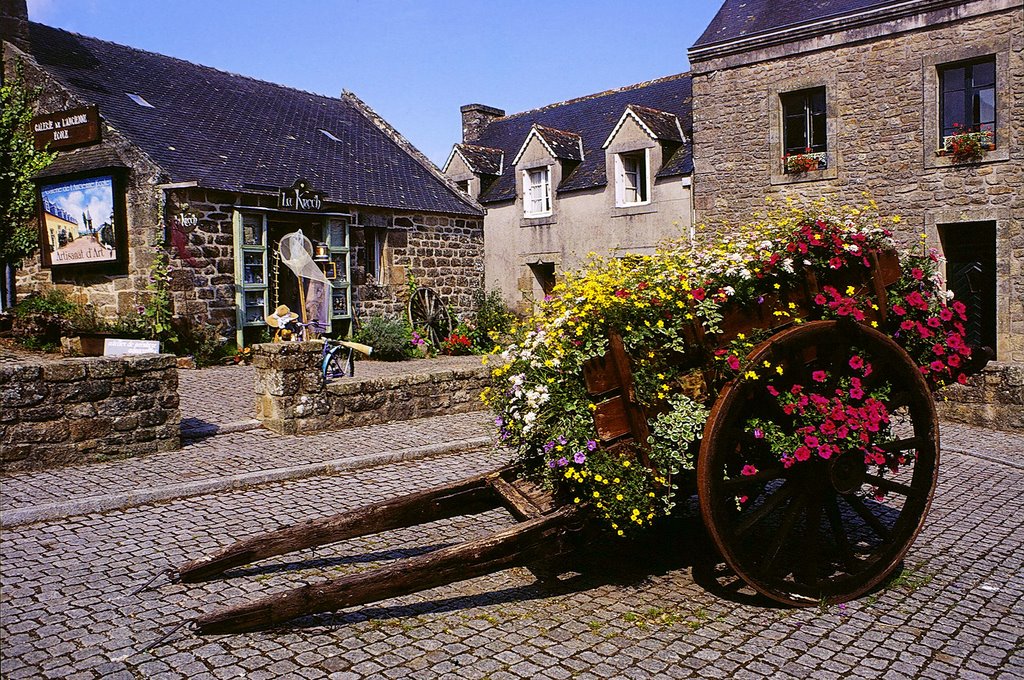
[278,179,327,211]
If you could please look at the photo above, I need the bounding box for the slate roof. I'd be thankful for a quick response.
[530,125,584,162]
[627,105,685,143]
[21,22,481,216]
[693,0,895,48]
[467,73,692,204]
[454,144,504,175]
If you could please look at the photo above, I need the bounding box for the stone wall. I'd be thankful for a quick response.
[0,354,180,471]
[689,5,1023,363]
[937,362,1024,432]
[253,342,489,435]
[351,210,484,322]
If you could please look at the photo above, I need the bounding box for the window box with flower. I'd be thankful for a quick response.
[783,149,827,174]
[937,124,995,163]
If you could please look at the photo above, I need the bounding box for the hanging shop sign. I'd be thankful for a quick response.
[38,171,127,269]
[31,105,102,151]
[277,179,327,212]
[173,211,199,233]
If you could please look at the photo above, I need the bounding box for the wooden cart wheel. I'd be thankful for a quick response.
[697,319,939,606]
[408,286,453,347]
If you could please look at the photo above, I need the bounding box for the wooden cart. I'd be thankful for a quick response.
[176,250,975,634]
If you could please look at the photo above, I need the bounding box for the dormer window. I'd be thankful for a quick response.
[524,167,551,217]
[616,150,649,206]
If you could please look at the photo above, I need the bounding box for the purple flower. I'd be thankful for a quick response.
[548,460,557,469]
[543,441,555,453]
[753,428,764,439]
[757,295,765,304]
[557,457,568,467]
[495,416,504,427]
[557,435,567,446]
[574,451,586,464]
[586,440,598,451]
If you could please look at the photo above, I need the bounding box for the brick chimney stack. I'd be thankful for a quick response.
[1,0,30,54]
[460,104,504,144]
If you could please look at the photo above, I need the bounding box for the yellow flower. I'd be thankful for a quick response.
[593,491,601,498]
[616,494,623,501]
[744,370,759,380]
[622,460,631,467]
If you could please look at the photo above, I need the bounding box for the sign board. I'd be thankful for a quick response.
[103,338,161,356]
[39,175,121,267]
[278,179,327,212]
[32,105,101,151]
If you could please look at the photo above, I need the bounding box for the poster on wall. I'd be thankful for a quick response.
[39,175,121,267]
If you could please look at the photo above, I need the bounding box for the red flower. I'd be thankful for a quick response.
[691,287,706,301]
[829,257,843,269]
[892,304,906,316]
[911,268,925,280]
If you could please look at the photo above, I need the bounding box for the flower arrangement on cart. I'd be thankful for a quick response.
[485,198,974,538]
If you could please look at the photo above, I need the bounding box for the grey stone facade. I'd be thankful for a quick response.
[688,0,1023,364]
[0,353,180,470]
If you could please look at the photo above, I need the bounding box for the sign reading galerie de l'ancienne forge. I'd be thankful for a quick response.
[31,105,102,151]
[278,179,327,211]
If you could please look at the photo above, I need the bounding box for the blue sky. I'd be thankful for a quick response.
[27,1,723,166]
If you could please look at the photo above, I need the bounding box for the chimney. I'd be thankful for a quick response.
[1,0,30,54]
[460,103,504,144]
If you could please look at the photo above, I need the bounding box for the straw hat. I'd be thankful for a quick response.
[265,305,298,328]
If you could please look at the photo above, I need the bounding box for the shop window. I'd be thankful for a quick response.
[939,57,996,144]
[939,222,996,353]
[365,228,387,284]
[524,167,551,217]
[781,87,827,171]
[615,150,649,206]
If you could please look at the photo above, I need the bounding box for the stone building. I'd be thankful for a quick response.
[2,4,483,346]
[444,75,694,312]
[687,0,1022,366]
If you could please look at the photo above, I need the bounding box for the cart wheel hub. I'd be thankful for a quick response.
[829,453,866,495]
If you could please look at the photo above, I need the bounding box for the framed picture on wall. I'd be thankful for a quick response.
[37,170,127,269]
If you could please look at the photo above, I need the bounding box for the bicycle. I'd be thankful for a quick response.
[287,319,373,384]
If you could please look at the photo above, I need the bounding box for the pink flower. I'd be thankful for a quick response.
[741,464,758,476]
[930,360,946,372]
[691,287,706,301]
[726,355,741,371]
[818,445,834,460]
[850,387,865,400]
[812,370,827,382]
[753,428,765,439]
[947,354,961,368]
[932,343,945,356]
[804,435,820,448]
[794,446,812,462]
[911,268,925,280]
[892,304,906,316]
[814,294,827,305]
[940,307,954,321]
[849,355,864,370]
[766,385,779,396]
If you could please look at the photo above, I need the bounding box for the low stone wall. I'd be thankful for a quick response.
[937,362,1024,432]
[253,342,490,435]
[0,354,180,471]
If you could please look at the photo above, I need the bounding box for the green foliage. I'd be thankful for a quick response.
[10,288,77,318]
[143,242,177,344]
[353,316,412,361]
[1,63,55,264]
[168,315,228,367]
[469,288,516,351]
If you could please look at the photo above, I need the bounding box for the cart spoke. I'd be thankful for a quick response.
[876,437,922,454]
[863,473,917,498]
[734,479,797,537]
[760,492,806,576]
[841,493,891,540]
[824,492,861,572]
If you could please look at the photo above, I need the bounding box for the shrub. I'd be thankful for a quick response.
[470,288,516,351]
[11,289,77,318]
[353,316,412,361]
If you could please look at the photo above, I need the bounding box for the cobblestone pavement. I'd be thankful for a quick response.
[0,412,493,516]
[177,356,486,435]
[1,420,1022,679]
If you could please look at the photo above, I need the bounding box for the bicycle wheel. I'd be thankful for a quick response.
[322,344,355,382]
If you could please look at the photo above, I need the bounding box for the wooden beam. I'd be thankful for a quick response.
[177,468,508,582]
[193,505,583,634]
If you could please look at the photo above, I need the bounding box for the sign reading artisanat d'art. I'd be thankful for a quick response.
[277,179,326,212]
[31,105,101,151]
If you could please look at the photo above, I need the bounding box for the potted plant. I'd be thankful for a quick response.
[941,124,994,163]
